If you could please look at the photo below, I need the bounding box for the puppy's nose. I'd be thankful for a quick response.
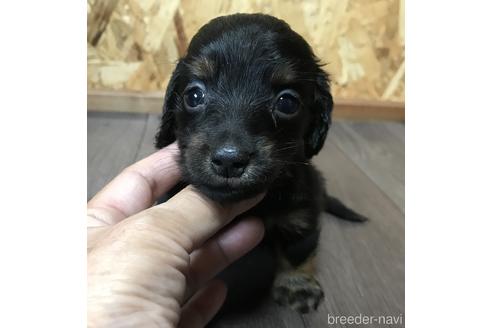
[211,146,250,178]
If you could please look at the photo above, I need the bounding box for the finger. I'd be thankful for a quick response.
[87,226,110,253]
[153,185,265,252]
[87,143,180,226]
[185,216,264,299]
[178,280,226,328]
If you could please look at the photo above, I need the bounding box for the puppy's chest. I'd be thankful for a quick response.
[248,188,318,235]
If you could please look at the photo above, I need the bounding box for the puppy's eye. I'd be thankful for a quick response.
[274,90,300,117]
[184,86,205,108]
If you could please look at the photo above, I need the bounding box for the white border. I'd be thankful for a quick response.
[1,1,491,327]
[407,1,492,327]
[0,1,86,327]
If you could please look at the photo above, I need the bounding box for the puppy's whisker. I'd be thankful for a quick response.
[271,159,310,166]
[275,143,299,150]
[271,112,278,128]
[271,144,300,153]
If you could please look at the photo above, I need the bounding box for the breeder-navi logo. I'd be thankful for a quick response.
[327,313,404,326]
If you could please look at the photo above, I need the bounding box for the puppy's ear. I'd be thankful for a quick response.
[155,61,184,149]
[304,68,333,158]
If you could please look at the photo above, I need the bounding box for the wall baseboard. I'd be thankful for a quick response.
[88,90,404,121]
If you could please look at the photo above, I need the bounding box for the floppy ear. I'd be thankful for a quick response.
[155,61,184,149]
[304,68,333,158]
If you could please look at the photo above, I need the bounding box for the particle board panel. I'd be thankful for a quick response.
[87,0,405,102]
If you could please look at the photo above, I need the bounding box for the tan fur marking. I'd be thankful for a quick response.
[277,251,316,273]
[276,208,317,235]
[184,133,208,174]
[296,254,316,274]
[272,254,324,313]
[188,132,207,149]
[271,63,297,84]
[189,56,216,79]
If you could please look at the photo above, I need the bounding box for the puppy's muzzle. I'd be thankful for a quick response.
[211,145,251,178]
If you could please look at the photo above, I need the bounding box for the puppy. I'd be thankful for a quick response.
[155,13,367,313]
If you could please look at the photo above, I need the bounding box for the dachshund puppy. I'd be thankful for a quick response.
[155,13,367,313]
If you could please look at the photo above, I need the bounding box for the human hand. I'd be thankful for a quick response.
[87,143,265,327]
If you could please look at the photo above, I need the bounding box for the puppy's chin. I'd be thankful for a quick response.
[193,181,268,202]
[181,154,276,202]
[185,169,272,202]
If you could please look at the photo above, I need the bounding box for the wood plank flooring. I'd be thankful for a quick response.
[87,113,405,327]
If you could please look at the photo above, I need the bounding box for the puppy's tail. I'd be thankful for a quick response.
[323,192,369,222]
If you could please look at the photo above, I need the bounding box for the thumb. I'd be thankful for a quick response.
[151,185,264,252]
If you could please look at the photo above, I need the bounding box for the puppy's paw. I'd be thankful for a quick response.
[272,273,324,313]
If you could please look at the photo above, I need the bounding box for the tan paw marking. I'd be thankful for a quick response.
[273,273,324,313]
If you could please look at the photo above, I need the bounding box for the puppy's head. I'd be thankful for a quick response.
[156,14,333,201]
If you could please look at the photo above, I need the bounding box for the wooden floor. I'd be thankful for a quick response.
[88,112,405,328]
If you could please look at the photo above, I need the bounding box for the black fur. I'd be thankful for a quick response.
[156,13,333,201]
[323,193,369,222]
[155,13,367,313]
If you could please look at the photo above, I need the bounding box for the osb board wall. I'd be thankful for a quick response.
[88,0,405,104]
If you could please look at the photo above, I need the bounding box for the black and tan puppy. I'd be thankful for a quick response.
[155,13,367,313]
